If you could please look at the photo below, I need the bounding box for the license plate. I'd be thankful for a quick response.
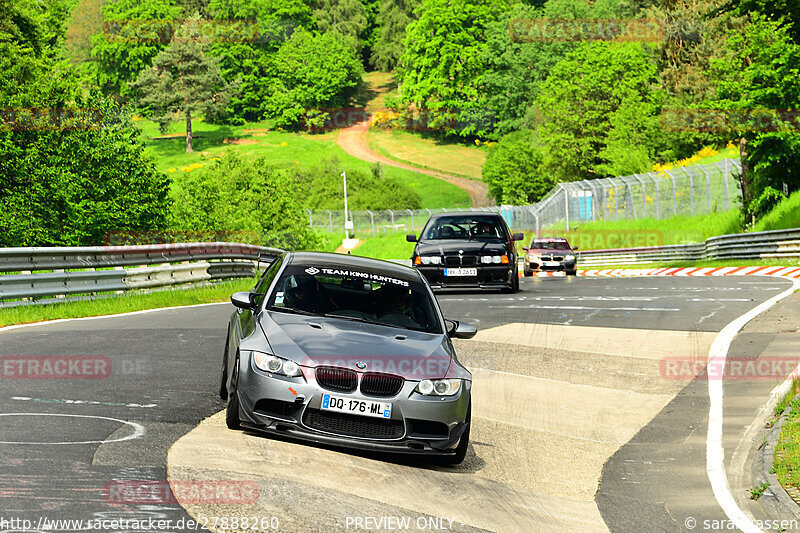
[444,268,477,277]
[544,261,560,267]
[321,394,392,419]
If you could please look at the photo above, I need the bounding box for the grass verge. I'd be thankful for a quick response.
[0,278,256,328]
[773,379,800,494]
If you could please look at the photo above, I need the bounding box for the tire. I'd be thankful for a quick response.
[502,271,519,293]
[225,353,241,430]
[567,270,577,276]
[523,267,532,277]
[219,330,229,400]
[443,405,471,465]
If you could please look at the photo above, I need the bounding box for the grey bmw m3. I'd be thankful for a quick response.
[220,251,477,464]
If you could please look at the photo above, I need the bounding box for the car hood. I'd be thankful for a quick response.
[416,239,508,255]
[246,311,456,380]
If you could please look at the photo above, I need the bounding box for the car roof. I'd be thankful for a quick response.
[427,211,504,220]
[532,238,569,243]
[287,251,421,282]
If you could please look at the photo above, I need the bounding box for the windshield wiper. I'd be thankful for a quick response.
[269,307,322,317]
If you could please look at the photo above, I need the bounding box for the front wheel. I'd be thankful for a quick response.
[566,269,577,276]
[225,354,241,430]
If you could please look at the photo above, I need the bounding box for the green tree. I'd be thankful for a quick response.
[132,26,231,153]
[90,0,182,102]
[482,130,555,205]
[709,13,800,212]
[399,0,507,138]
[265,28,362,127]
[207,0,314,122]
[0,42,170,247]
[369,0,418,71]
[313,0,367,43]
[535,41,663,181]
[169,153,319,250]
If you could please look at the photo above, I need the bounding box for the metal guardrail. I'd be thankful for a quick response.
[0,242,284,304]
[575,228,800,266]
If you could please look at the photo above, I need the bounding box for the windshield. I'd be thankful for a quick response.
[421,216,506,241]
[266,265,442,334]
[531,241,571,251]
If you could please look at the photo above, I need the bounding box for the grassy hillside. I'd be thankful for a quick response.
[137,119,470,209]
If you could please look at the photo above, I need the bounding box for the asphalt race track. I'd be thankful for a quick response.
[0,274,795,532]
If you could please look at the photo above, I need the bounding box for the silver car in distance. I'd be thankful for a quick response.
[220,251,477,464]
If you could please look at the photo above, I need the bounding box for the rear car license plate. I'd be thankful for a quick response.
[321,394,392,419]
[444,268,478,277]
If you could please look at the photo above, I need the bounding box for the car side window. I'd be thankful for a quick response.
[252,255,284,307]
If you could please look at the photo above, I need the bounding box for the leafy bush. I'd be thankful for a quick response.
[0,43,170,247]
[750,187,786,220]
[482,130,556,205]
[168,152,319,250]
[292,159,421,210]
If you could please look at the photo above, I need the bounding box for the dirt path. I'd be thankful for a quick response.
[337,122,492,208]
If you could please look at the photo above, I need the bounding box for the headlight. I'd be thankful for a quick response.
[420,256,441,265]
[252,352,302,377]
[528,254,540,261]
[565,254,575,261]
[414,379,461,396]
[481,255,505,264]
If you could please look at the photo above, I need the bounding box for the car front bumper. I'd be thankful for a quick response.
[236,360,471,456]
[415,264,516,289]
[526,260,576,272]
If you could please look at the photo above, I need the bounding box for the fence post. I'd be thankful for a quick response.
[684,168,695,216]
[561,184,570,231]
[633,174,647,218]
[305,209,312,228]
[723,158,730,210]
[650,173,660,220]
[349,210,354,233]
[408,209,414,231]
[388,209,395,231]
[699,166,711,213]
[367,210,375,235]
[665,170,678,216]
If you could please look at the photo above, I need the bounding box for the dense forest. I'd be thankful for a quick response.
[1,0,798,246]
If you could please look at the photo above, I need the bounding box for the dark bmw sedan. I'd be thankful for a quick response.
[407,212,523,293]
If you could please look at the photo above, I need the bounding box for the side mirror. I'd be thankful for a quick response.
[406,234,418,242]
[511,232,524,241]
[231,291,255,309]
[446,320,477,339]
[573,246,579,250]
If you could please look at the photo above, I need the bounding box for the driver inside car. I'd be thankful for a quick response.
[376,284,418,329]
[284,274,336,314]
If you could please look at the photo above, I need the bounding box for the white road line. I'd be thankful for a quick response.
[0,413,146,445]
[705,275,800,533]
[0,302,229,333]
[492,305,680,311]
